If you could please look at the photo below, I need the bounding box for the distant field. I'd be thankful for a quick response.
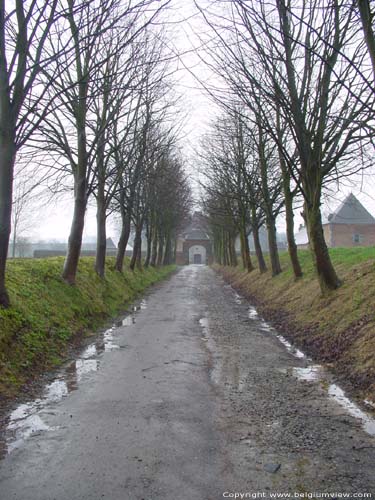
[0,258,176,399]
[215,247,375,401]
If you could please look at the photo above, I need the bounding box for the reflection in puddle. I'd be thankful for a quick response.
[199,316,248,391]
[291,364,375,437]
[276,335,305,359]
[364,399,375,410]
[3,295,148,455]
[5,380,71,453]
[328,385,375,436]
[248,307,258,319]
[81,344,97,359]
[241,281,375,438]
[293,365,322,381]
[103,328,120,351]
[4,359,100,453]
[120,315,136,327]
[199,317,209,334]
[247,303,305,359]
[75,359,99,380]
[7,407,51,453]
[234,292,242,304]
[260,320,272,331]
[45,379,69,401]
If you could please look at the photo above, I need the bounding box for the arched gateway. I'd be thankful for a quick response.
[176,212,213,265]
[188,244,207,265]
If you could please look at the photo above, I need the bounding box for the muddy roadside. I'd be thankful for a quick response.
[198,268,375,494]
[214,264,375,407]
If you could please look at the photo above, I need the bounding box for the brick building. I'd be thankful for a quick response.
[295,193,375,249]
[176,212,213,265]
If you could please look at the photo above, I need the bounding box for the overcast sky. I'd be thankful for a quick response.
[29,0,375,242]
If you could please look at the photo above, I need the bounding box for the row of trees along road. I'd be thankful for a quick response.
[0,0,191,308]
[196,0,375,294]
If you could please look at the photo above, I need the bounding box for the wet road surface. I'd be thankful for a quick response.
[0,265,375,499]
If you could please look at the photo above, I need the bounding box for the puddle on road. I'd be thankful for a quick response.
[199,317,209,335]
[328,384,375,436]
[75,359,99,380]
[364,399,375,410]
[199,315,249,391]
[248,303,305,359]
[226,285,375,438]
[234,292,243,304]
[119,315,136,327]
[276,335,305,359]
[292,365,322,381]
[45,379,69,401]
[81,344,97,359]
[6,406,52,453]
[291,363,375,437]
[248,307,258,319]
[259,320,275,333]
[3,349,103,454]
[140,299,147,310]
[103,327,120,351]
[2,297,149,456]
[4,378,71,453]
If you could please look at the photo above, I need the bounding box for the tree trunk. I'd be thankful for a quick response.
[144,221,152,268]
[358,0,375,82]
[163,231,172,265]
[284,186,302,279]
[0,133,16,307]
[224,231,230,266]
[277,107,302,279]
[306,203,341,293]
[95,192,106,278]
[62,83,88,285]
[150,229,158,267]
[239,214,253,272]
[266,215,282,276]
[156,233,164,266]
[252,226,267,273]
[172,237,177,264]
[229,233,238,267]
[251,205,267,273]
[136,237,142,270]
[130,224,142,271]
[136,218,143,270]
[62,183,87,284]
[115,211,131,273]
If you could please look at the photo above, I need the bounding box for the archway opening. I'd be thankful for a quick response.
[188,245,207,265]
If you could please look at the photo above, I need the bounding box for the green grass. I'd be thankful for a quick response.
[215,247,375,400]
[266,247,375,282]
[0,257,176,398]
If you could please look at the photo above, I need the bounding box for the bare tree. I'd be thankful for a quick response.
[10,174,39,258]
[196,0,374,292]
[36,0,170,284]
[357,0,375,82]
[0,0,59,306]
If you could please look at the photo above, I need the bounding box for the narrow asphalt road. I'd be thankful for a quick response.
[0,265,375,500]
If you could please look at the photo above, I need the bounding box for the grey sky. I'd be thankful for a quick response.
[27,0,375,242]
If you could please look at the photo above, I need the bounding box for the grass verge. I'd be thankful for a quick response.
[0,257,176,399]
[214,248,375,401]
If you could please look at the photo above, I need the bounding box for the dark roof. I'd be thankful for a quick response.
[184,229,210,241]
[106,237,117,249]
[325,193,375,225]
[181,212,211,241]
